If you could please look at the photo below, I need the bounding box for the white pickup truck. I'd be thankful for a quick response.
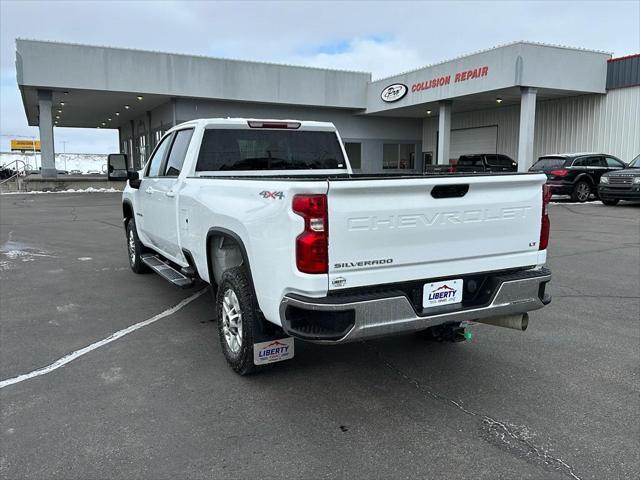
[110,118,552,375]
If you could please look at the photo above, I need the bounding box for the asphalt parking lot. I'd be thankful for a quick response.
[1,193,638,480]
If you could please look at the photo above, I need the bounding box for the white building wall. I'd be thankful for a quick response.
[535,87,639,163]
[423,86,640,164]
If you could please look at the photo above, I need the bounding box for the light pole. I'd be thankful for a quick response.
[32,136,38,170]
[61,141,69,170]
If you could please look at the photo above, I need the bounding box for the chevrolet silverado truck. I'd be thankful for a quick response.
[111,118,552,375]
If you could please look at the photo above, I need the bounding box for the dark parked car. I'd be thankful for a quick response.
[598,154,640,205]
[454,154,517,173]
[0,166,15,179]
[529,153,626,202]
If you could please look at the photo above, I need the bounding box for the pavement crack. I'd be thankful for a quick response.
[96,220,122,229]
[365,342,582,480]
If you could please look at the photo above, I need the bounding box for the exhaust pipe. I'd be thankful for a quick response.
[475,313,529,331]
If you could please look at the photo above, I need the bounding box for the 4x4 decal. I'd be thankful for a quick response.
[259,191,284,200]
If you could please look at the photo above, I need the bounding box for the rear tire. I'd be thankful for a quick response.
[571,181,591,202]
[126,218,150,274]
[216,266,264,375]
[601,198,620,206]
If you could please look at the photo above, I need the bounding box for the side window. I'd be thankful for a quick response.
[146,134,173,177]
[574,157,604,167]
[572,158,585,167]
[163,129,194,176]
[605,156,624,168]
[582,156,604,167]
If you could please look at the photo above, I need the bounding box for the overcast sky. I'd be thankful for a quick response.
[1,0,638,154]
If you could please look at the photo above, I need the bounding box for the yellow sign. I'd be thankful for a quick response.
[11,139,41,151]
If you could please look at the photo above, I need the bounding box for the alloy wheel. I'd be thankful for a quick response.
[577,183,590,202]
[128,228,136,265]
[222,288,243,353]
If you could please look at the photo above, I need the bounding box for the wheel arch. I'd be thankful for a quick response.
[122,200,134,238]
[122,200,134,223]
[575,173,595,185]
[206,227,258,301]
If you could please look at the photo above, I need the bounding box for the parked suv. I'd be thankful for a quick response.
[454,154,517,173]
[529,153,626,202]
[598,154,640,205]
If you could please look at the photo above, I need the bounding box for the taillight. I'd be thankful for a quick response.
[292,194,328,274]
[539,184,552,250]
[549,169,569,177]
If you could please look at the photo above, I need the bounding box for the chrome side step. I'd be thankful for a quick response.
[140,254,194,288]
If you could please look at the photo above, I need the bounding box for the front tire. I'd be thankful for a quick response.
[125,218,150,273]
[601,198,620,206]
[216,266,263,375]
[571,181,591,202]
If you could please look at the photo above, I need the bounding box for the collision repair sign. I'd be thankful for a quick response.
[411,66,489,92]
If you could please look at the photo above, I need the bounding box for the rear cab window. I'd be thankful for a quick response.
[196,129,347,171]
[457,155,483,166]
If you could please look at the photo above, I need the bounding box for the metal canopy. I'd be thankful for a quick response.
[16,39,612,129]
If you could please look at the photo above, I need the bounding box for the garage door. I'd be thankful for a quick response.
[449,126,497,161]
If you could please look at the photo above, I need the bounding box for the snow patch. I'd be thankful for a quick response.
[2,249,55,259]
[77,257,93,261]
[1,151,107,174]
[100,367,123,385]
[0,260,13,271]
[0,237,56,269]
[56,304,78,313]
[1,187,122,195]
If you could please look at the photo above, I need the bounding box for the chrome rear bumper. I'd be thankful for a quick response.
[279,268,551,343]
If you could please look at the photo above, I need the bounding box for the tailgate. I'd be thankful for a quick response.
[327,174,547,290]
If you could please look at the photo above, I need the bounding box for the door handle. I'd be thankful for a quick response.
[145,187,153,194]
[165,191,176,198]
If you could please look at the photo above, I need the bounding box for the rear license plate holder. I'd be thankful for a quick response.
[423,279,463,309]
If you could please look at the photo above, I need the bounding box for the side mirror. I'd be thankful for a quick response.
[107,153,128,180]
[127,170,141,189]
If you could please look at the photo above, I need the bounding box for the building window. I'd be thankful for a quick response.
[383,143,415,169]
[344,142,362,169]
